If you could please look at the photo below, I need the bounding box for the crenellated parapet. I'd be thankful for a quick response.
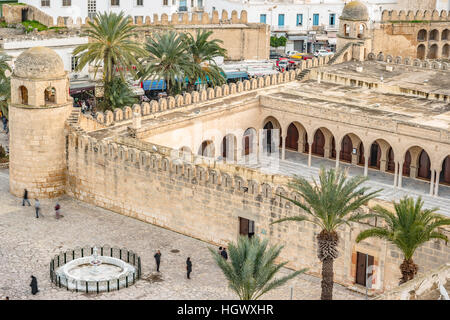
[85,54,336,128]
[52,10,250,28]
[381,9,449,22]
[367,52,449,71]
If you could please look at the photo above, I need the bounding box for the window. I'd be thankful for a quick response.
[296,14,303,26]
[197,0,203,7]
[111,0,119,6]
[329,13,335,26]
[278,14,285,26]
[71,56,78,71]
[88,0,97,19]
[313,14,319,26]
[41,0,50,6]
[136,0,143,5]
[163,0,168,5]
[62,0,71,6]
[260,14,266,24]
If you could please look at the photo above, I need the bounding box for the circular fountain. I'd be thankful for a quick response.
[51,246,141,293]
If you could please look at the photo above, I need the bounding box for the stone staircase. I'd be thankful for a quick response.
[327,42,352,65]
[295,68,312,81]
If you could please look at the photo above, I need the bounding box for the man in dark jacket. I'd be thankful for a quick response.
[154,250,161,272]
[22,189,31,206]
[186,257,192,279]
[220,248,228,260]
[30,276,38,295]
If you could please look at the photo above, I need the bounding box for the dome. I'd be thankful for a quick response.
[14,47,65,79]
[340,1,369,21]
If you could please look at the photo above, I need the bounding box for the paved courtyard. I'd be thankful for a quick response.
[0,168,363,300]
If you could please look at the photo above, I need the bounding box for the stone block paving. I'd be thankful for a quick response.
[0,169,362,300]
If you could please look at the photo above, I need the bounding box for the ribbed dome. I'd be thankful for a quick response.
[14,47,65,79]
[340,1,369,21]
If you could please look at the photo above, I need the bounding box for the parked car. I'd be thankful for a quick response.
[285,50,300,57]
[290,53,313,60]
[270,51,284,59]
[314,49,334,57]
[276,57,297,71]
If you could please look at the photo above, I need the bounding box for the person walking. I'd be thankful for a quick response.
[22,189,31,206]
[30,276,38,295]
[220,248,228,260]
[154,250,161,272]
[1,115,6,131]
[186,257,192,279]
[54,202,62,219]
[34,199,40,218]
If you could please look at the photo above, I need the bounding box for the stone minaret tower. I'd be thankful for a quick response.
[9,47,72,198]
[336,1,372,61]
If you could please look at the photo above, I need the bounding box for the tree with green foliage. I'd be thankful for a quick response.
[182,29,227,88]
[139,31,196,95]
[272,168,381,300]
[73,11,146,110]
[73,11,146,83]
[209,236,307,300]
[98,77,137,111]
[270,36,287,48]
[356,196,450,284]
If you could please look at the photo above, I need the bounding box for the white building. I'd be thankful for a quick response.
[19,0,206,23]
[204,0,448,53]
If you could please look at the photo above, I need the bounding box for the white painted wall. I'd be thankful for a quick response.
[2,36,90,78]
[20,0,207,24]
[205,0,434,34]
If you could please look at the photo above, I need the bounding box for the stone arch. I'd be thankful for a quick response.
[429,29,439,41]
[198,140,215,158]
[262,116,282,154]
[367,52,376,60]
[337,133,363,164]
[417,44,426,60]
[386,55,393,63]
[358,23,366,39]
[361,138,394,171]
[142,102,150,115]
[403,57,411,65]
[105,110,114,125]
[285,122,307,153]
[417,29,427,41]
[439,155,450,185]
[132,104,141,115]
[221,134,238,162]
[44,86,56,104]
[19,85,28,105]
[427,44,438,59]
[442,29,449,41]
[402,145,432,179]
[442,44,449,59]
[242,127,257,157]
[261,183,272,198]
[394,56,402,64]
[123,106,132,119]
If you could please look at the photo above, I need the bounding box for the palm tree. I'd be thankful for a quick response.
[139,30,196,95]
[356,196,450,284]
[0,51,11,119]
[272,168,382,300]
[209,236,307,300]
[73,11,146,84]
[182,30,227,88]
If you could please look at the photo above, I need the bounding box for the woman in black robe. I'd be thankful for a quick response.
[30,276,38,295]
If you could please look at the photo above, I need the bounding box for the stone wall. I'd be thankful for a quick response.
[2,4,53,25]
[65,124,450,294]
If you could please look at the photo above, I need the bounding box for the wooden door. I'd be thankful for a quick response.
[356,252,374,287]
[244,136,250,155]
[369,143,380,168]
[418,150,431,179]
[312,129,325,156]
[387,147,395,172]
[403,151,411,176]
[340,135,352,163]
[441,156,450,184]
[239,217,249,236]
[286,124,299,151]
[222,137,227,158]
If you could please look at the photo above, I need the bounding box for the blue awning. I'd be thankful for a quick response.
[142,79,166,91]
[225,71,249,80]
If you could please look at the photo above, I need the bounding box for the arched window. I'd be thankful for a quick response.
[427,44,438,59]
[19,86,28,105]
[417,29,427,41]
[417,44,426,60]
[443,44,449,59]
[358,24,365,39]
[442,29,448,41]
[45,87,56,104]
[344,24,349,37]
[429,29,439,41]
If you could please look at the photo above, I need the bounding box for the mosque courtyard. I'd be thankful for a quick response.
[0,165,363,300]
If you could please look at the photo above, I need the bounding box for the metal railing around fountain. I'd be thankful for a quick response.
[49,245,142,294]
